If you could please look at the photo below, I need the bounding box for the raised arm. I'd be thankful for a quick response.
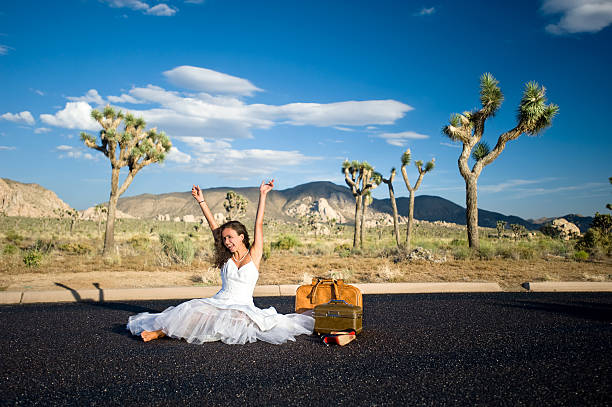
[191,184,219,234]
[249,179,273,269]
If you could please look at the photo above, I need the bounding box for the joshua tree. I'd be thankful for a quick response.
[496,220,507,239]
[342,160,382,248]
[442,73,558,249]
[400,149,435,249]
[223,191,248,221]
[607,177,611,211]
[81,106,171,256]
[94,204,107,235]
[381,168,401,247]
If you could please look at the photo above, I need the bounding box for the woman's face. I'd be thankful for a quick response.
[221,227,244,253]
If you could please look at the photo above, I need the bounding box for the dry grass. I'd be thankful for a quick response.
[1,216,610,292]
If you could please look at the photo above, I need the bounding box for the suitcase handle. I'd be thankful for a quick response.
[328,299,348,304]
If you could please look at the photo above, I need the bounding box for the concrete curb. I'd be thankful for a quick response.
[1,282,503,305]
[522,281,612,292]
[3,281,612,305]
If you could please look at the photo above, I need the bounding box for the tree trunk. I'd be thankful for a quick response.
[353,196,362,248]
[465,175,479,249]
[103,167,121,257]
[406,190,415,249]
[388,185,400,247]
[359,199,367,247]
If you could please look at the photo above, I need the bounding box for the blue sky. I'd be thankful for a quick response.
[1,0,611,219]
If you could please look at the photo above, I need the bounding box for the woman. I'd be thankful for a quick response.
[127,180,314,345]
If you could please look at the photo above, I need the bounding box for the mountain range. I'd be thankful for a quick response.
[0,179,594,232]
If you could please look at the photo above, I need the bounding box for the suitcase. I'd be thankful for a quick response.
[295,278,362,314]
[313,299,363,335]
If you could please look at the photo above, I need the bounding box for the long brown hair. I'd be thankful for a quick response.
[213,221,250,269]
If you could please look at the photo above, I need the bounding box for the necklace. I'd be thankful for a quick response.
[232,249,249,263]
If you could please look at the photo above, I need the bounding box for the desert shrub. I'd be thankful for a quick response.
[55,241,91,255]
[495,245,518,260]
[573,250,589,261]
[540,224,560,238]
[5,230,23,245]
[127,234,150,252]
[333,243,352,257]
[271,235,300,250]
[23,249,43,267]
[449,238,466,247]
[262,244,271,261]
[3,244,18,255]
[452,246,472,260]
[477,245,495,260]
[159,233,195,264]
[575,213,612,257]
[515,244,536,260]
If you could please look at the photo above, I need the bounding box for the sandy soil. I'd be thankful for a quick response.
[2,255,610,292]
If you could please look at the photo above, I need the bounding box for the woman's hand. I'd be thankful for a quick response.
[259,179,274,195]
[191,185,204,202]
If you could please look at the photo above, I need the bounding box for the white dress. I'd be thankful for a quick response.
[126,259,314,345]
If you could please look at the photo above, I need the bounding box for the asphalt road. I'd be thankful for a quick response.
[1,293,611,406]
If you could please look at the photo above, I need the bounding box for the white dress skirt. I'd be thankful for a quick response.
[127,259,314,345]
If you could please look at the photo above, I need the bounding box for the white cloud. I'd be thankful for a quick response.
[102,0,177,16]
[103,0,150,11]
[164,66,262,96]
[0,146,16,151]
[67,89,105,105]
[1,111,35,125]
[176,136,318,178]
[377,131,429,146]
[479,178,557,193]
[0,44,11,55]
[107,93,144,104]
[40,102,99,130]
[252,100,412,127]
[166,146,191,163]
[146,4,177,16]
[440,141,462,148]
[542,0,612,34]
[34,127,52,134]
[415,7,436,16]
[55,145,98,160]
[333,126,355,132]
[39,66,412,143]
[33,89,45,96]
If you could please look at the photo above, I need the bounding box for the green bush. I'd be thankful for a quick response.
[57,242,92,255]
[3,244,18,255]
[575,213,612,257]
[452,246,472,260]
[127,234,150,252]
[159,233,194,264]
[5,230,23,245]
[271,235,300,250]
[573,250,589,261]
[477,245,495,260]
[262,243,271,261]
[334,243,353,257]
[23,249,43,267]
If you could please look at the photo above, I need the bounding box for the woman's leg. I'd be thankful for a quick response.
[141,330,166,342]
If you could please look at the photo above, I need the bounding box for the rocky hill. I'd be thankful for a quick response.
[0,178,594,231]
[115,181,551,230]
[0,178,72,217]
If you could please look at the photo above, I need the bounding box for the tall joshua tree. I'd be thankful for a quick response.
[81,106,171,256]
[400,149,435,249]
[442,73,558,249]
[223,191,248,221]
[342,160,381,248]
[381,168,401,247]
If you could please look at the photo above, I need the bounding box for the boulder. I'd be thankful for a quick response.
[550,218,581,240]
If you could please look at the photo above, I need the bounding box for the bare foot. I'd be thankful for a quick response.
[141,330,166,342]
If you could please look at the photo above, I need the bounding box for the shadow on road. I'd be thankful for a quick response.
[495,299,612,322]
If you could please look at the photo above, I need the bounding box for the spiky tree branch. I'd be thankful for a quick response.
[400,148,435,249]
[81,105,171,256]
[442,74,558,249]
